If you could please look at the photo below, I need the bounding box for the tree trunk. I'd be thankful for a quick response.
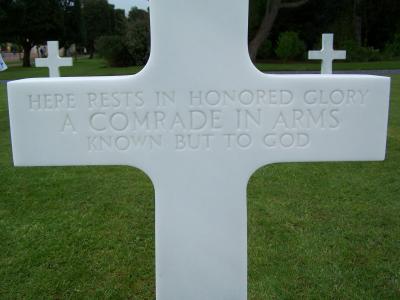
[22,42,32,68]
[89,44,94,59]
[89,49,94,59]
[249,0,281,62]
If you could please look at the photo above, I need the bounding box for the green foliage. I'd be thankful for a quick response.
[275,31,305,61]
[256,39,273,61]
[0,0,64,43]
[342,40,381,62]
[95,36,133,67]
[125,18,150,66]
[113,9,127,36]
[0,0,84,66]
[248,0,400,62]
[384,34,400,59]
[61,0,84,48]
[82,0,115,57]
[128,7,149,22]
[94,7,150,67]
[0,0,65,66]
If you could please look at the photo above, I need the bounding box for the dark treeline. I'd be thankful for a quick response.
[0,0,399,67]
[0,0,149,67]
[249,0,400,61]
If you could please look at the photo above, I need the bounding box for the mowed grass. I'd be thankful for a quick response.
[1,58,400,80]
[0,66,399,298]
[257,60,400,72]
[0,58,144,80]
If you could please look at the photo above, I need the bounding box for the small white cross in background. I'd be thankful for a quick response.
[308,33,346,74]
[35,41,73,77]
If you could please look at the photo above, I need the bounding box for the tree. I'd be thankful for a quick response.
[96,35,132,67]
[353,0,362,46]
[61,0,84,50]
[95,6,149,67]
[357,0,400,50]
[113,9,127,36]
[126,19,150,65]
[126,7,150,65]
[249,0,310,61]
[0,0,64,67]
[82,0,115,58]
[128,7,149,22]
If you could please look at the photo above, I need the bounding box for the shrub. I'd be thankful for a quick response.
[275,31,306,61]
[342,40,381,62]
[95,35,133,67]
[125,19,150,66]
[384,34,400,59]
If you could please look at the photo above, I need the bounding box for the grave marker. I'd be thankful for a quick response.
[35,41,73,77]
[7,1,390,299]
[308,34,347,74]
[0,53,7,71]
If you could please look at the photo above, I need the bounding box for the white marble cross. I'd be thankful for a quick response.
[308,34,347,74]
[7,1,390,299]
[35,41,73,77]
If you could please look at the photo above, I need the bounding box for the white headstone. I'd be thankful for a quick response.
[0,53,8,71]
[308,33,347,74]
[7,1,390,299]
[35,41,73,77]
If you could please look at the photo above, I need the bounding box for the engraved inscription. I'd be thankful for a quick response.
[26,88,369,152]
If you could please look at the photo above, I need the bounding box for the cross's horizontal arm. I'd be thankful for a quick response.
[8,72,390,177]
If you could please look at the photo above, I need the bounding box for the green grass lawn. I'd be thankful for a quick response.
[0,58,144,80]
[0,65,399,299]
[1,58,400,80]
[257,60,400,72]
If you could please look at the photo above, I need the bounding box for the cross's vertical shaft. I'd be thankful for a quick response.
[154,160,248,300]
[320,34,335,74]
[147,0,253,76]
